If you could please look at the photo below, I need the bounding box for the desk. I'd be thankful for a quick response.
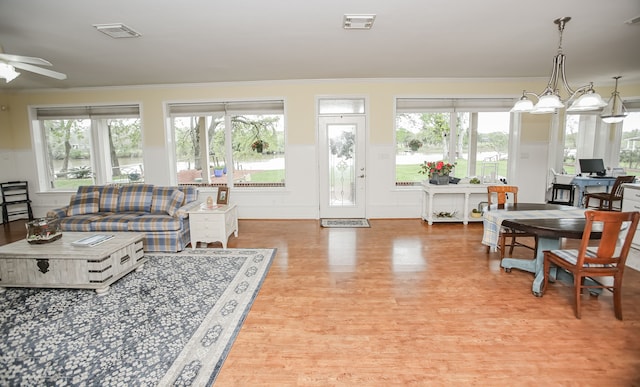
[571,176,617,207]
[501,218,602,297]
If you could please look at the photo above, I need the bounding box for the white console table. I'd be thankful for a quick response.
[421,183,490,225]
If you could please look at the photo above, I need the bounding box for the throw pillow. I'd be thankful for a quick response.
[151,187,185,216]
[99,185,120,212]
[67,190,100,216]
[117,184,154,212]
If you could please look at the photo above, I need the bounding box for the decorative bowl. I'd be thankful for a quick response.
[26,217,63,244]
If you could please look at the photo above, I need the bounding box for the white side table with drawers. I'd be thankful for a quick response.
[188,203,238,248]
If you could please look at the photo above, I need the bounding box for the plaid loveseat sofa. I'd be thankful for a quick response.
[47,184,200,252]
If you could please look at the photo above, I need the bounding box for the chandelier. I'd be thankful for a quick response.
[511,17,608,114]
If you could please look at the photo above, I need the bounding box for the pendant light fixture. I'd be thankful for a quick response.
[600,76,627,124]
[511,17,608,114]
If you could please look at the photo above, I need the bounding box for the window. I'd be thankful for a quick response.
[168,100,285,187]
[563,101,640,175]
[395,98,513,185]
[32,105,142,191]
[619,111,640,175]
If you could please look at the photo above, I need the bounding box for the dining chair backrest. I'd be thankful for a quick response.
[487,185,518,206]
[611,175,636,199]
[578,210,640,268]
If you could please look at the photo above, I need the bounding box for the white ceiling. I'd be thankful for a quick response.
[1,0,639,91]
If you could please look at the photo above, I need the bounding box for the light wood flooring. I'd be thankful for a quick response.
[2,219,640,385]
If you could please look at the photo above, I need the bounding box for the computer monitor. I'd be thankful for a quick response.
[578,158,606,176]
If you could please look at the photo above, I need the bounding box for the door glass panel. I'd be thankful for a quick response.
[328,124,356,207]
[319,99,365,114]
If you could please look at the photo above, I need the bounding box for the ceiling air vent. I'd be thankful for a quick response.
[93,23,141,38]
[343,14,376,30]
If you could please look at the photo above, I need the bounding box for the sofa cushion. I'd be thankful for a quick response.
[127,214,182,232]
[67,191,100,216]
[151,187,185,216]
[59,213,106,232]
[91,213,143,232]
[118,184,154,212]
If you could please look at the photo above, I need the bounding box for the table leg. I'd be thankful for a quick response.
[501,236,560,297]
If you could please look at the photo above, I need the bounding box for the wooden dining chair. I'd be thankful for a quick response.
[486,185,537,258]
[584,175,635,211]
[542,210,640,320]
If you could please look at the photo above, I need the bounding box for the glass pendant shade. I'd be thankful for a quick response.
[601,114,626,124]
[531,106,556,115]
[600,76,627,124]
[567,91,608,112]
[510,97,534,112]
[535,94,564,110]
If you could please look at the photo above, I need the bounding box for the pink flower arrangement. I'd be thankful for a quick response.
[419,160,456,176]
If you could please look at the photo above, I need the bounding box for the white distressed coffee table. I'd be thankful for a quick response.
[0,232,145,295]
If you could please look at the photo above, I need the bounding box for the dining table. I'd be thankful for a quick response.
[481,203,590,296]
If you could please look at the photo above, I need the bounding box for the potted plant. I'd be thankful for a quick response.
[251,139,269,153]
[408,139,423,152]
[419,160,456,185]
[470,208,482,218]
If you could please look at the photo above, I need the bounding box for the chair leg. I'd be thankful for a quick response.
[499,234,507,259]
[613,277,623,320]
[574,274,582,319]
[508,235,516,255]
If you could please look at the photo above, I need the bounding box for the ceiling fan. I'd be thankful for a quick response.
[0,49,67,83]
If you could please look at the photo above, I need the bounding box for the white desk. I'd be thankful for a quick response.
[422,183,490,225]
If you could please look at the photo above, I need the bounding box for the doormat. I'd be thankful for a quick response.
[321,218,370,228]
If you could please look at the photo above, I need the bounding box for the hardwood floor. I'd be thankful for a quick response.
[2,219,640,385]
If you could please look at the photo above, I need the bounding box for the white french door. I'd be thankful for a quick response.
[318,115,367,218]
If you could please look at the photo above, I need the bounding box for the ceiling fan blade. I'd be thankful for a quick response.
[0,53,52,66]
[10,61,67,80]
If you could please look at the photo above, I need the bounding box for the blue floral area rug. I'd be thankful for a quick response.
[0,248,275,386]
[320,218,370,228]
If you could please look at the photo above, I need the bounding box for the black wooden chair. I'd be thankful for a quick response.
[1,181,34,224]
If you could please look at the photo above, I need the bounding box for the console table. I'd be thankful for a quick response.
[421,183,490,225]
[189,203,238,248]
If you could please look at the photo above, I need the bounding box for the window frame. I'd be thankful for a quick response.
[167,99,286,189]
[394,97,515,186]
[30,104,143,192]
